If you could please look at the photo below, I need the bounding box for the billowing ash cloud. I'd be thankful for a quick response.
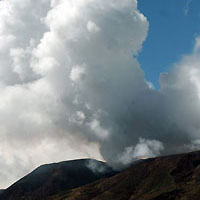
[0,0,200,188]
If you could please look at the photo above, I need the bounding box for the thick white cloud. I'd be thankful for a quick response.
[0,0,200,189]
[0,0,148,188]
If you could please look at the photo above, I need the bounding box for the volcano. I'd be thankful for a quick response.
[1,151,200,200]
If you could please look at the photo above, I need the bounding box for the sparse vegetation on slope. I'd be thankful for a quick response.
[49,151,200,200]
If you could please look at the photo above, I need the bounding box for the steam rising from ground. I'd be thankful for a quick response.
[86,159,110,174]
[119,138,164,165]
[0,0,200,188]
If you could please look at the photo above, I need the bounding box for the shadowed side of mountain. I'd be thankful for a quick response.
[49,151,200,200]
[0,159,115,200]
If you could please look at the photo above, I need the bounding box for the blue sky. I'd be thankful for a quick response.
[138,0,200,89]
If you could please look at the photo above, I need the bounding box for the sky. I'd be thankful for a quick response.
[1,0,200,189]
[138,0,200,89]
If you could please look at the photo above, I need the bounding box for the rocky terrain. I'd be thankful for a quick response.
[0,159,115,200]
[1,151,200,200]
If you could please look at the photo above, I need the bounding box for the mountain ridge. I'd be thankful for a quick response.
[1,151,200,200]
[49,150,200,200]
[0,159,115,200]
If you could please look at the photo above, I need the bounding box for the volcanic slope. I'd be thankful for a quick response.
[49,151,200,200]
[0,159,115,200]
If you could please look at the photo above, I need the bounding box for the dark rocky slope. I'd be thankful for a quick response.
[0,159,115,200]
[50,151,200,200]
[2,151,200,200]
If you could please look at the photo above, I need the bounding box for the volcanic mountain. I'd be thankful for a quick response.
[0,159,115,200]
[1,151,200,200]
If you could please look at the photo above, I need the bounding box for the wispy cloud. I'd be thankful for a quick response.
[184,0,193,16]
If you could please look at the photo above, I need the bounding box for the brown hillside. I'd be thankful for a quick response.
[49,151,200,200]
[0,159,115,200]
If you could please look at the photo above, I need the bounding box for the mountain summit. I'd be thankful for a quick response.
[1,151,200,200]
[60,151,200,200]
[0,159,115,200]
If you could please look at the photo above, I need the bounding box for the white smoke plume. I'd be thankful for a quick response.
[0,0,200,188]
[86,159,109,174]
[119,138,164,165]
